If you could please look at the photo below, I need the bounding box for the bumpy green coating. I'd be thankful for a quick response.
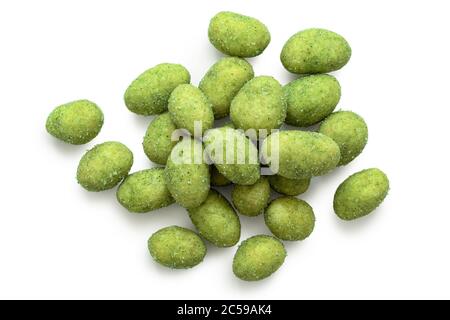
[142,113,177,165]
[334,168,389,221]
[233,235,286,281]
[188,190,240,247]
[199,57,254,119]
[204,127,260,185]
[148,226,206,269]
[230,76,286,133]
[46,99,103,145]
[264,197,315,241]
[281,28,352,74]
[231,177,270,217]
[208,11,271,58]
[319,111,368,166]
[261,131,340,179]
[76,141,133,191]
[164,138,210,209]
[284,75,341,127]
[269,175,310,196]
[210,165,231,186]
[124,63,190,115]
[168,84,214,136]
[116,169,174,213]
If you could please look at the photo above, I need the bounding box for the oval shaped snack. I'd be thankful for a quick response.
[264,197,315,241]
[281,28,351,74]
[148,226,206,269]
[142,113,177,165]
[208,11,270,58]
[46,99,103,145]
[124,63,190,115]
[210,165,231,187]
[76,141,133,191]
[168,84,214,136]
[284,74,341,127]
[231,177,270,217]
[261,131,340,179]
[116,168,174,213]
[319,111,368,166]
[232,235,286,281]
[334,168,389,221]
[203,127,260,185]
[230,76,286,133]
[199,57,254,119]
[269,175,310,196]
[164,138,210,209]
[188,189,240,247]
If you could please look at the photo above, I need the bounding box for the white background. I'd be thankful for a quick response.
[1,0,449,300]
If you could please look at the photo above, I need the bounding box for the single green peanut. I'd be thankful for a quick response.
[269,175,310,196]
[142,112,177,165]
[232,177,270,217]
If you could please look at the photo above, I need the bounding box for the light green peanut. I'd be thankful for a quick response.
[334,168,389,221]
[76,141,133,191]
[148,226,206,269]
[124,63,190,115]
[46,99,103,145]
[269,175,310,196]
[116,169,174,213]
[142,113,177,165]
[188,189,240,247]
[232,177,270,217]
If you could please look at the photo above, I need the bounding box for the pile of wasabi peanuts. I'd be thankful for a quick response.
[46,11,389,281]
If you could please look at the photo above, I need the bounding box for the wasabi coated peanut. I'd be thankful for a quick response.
[281,28,351,74]
[142,113,177,165]
[230,76,286,133]
[165,138,210,209]
[116,169,174,213]
[46,99,103,145]
[210,166,231,187]
[269,175,310,196]
[284,74,341,127]
[319,111,368,166]
[334,168,389,221]
[124,63,190,115]
[208,11,270,58]
[264,197,315,241]
[233,235,286,281]
[77,141,133,191]
[188,190,241,247]
[168,84,214,136]
[261,131,340,179]
[199,57,254,119]
[204,127,260,185]
[231,177,270,217]
[148,226,206,269]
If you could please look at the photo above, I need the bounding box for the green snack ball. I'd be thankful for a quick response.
[230,76,286,133]
[210,165,231,186]
[269,175,310,196]
[264,197,315,241]
[231,177,270,217]
[281,28,352,74]
[165,138,210,209]
[46,99,103,145]
[188,189,241,247]
[261,130,340,179]
[204,127,260,185]
[284,74,341,127]
[142,113,177,165]
[124,63,190,115]
[208,11,271,58]
[148,226,206,269]
[116,168,174,213]
[334,168,389,221]
[232,235,286,281]
[76,141,133,191]
[319,111,368,166]
[199,57,254,119]
[168,84,214,136]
